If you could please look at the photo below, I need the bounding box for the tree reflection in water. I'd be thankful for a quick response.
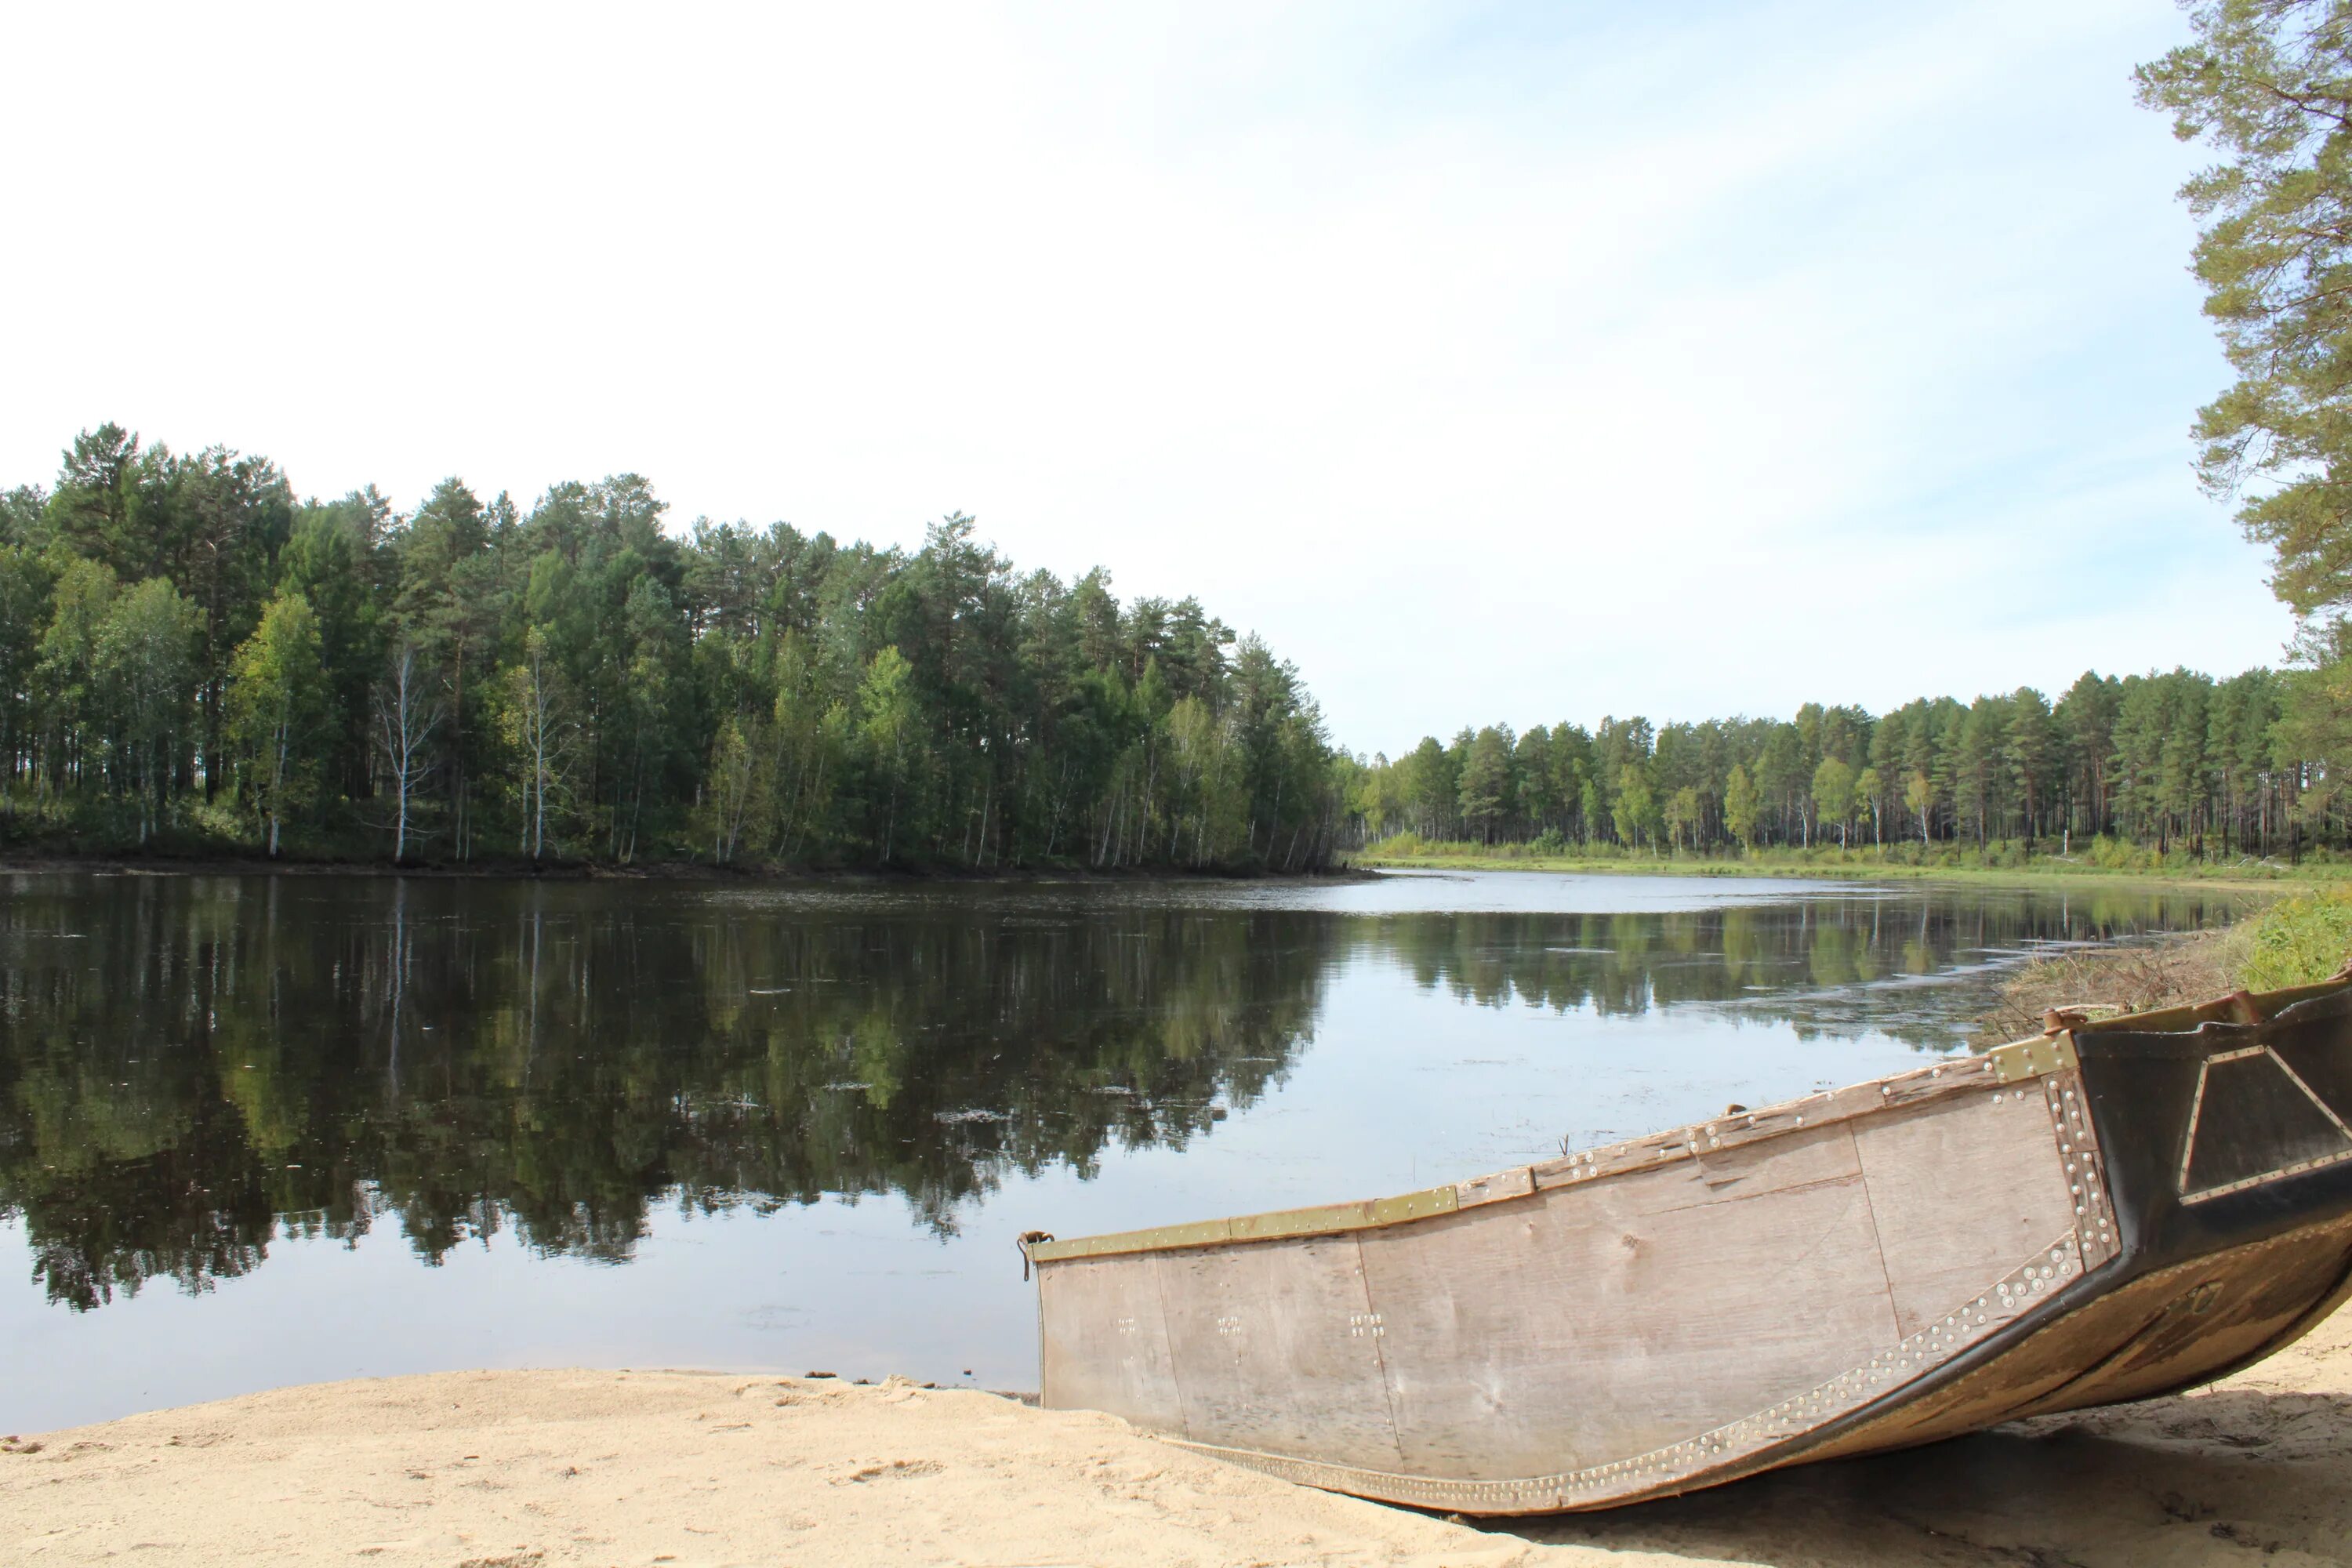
[0,873,2231,1311]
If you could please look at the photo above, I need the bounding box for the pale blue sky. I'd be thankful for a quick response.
[0,2,2285,754]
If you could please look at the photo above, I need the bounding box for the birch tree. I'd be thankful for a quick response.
[227,591,328,857]
[1812,757,1856,851]
[699,710,769,864]
[858,647,920,863]
[1904,770,1936,846]
[374,640,441,862]
[96,578,202,842]
[1722,763,1760,852]
[501,628,572,861]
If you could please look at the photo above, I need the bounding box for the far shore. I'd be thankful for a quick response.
[5,1307,2347,1566]
[0,847,2321,895]
[0,851,1381,886]
[1356,849,2327,894]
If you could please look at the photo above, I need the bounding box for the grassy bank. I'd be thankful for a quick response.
[1984,884,2352,1037]
[1352,832,2350,890]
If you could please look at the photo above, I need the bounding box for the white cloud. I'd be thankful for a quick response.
[0,1,2289,753]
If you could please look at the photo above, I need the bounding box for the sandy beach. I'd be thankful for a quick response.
[5,1306,2346,1568]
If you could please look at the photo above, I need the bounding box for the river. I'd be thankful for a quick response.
[0,868,2239,1432]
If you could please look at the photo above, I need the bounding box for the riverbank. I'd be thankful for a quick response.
[3,844,2318,892]
[1354,840,2348,891]
[5,1305,2347,1566]
[0,851,1378,885]
[1973,883,2352,1038]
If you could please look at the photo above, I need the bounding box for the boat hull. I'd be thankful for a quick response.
[1025,978,2352,1514]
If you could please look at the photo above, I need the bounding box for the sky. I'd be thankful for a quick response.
[0,1,2290,757]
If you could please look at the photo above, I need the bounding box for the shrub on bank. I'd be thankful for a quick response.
[2241,887,2352,991]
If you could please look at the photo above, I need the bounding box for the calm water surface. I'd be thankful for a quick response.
[0,869,2239,1431]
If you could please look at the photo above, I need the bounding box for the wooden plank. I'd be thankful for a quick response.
[1036,1254,1186,1435]
[1852,1086,2078,1338]
[1171,1217,2092,1514]
[1359,1122,1900,1479]
[1025,1187,1457,1264]
[1031,1052,2013,1265]
[1456,1166,1534,1207]
[1528,1058,2000,1194]
[1029,1216,1234,1264]
[1154,1236,1404,1471]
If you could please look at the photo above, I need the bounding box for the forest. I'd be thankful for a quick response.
[0,421,2344,872]
[0,425,1344,872]
[1356,670,2313,863]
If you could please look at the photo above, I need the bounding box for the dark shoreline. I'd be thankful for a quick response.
[0,851,1382,886]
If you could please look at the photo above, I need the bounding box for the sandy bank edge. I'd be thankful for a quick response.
[5,1310,2350,1567]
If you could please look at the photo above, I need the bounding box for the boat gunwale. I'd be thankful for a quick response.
[1025,1034,2073,1266]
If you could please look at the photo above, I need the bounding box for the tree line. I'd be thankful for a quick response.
[1352,669,2325,861]
[0,424,1343,871]
[2,420,2343,873]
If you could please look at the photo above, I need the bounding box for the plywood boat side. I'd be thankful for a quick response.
[1023,974,2352,1514]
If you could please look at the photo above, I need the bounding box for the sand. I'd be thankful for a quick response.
[5,1307,2349,1567]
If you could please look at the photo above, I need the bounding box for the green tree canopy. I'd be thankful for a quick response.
[1722,763,1761,851]
[96,579,202,841]
[2138,2,2352,619]
[227,592,329,856]
[1812,756,1857,848]
[1457,726,1513,843]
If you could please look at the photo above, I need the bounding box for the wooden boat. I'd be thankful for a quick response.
[1018,971,2352,1514]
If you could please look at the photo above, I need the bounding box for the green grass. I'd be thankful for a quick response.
[2239,885,2352,990]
